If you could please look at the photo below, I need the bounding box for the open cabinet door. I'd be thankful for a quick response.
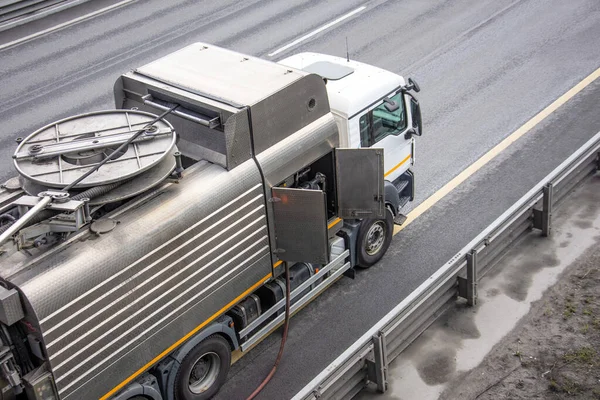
[271,187,329,265]
[335,148,385,219]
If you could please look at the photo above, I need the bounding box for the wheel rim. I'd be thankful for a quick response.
[188,351,221,394]
[365,221,386,256]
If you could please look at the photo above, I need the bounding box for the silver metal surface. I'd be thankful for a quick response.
[292,131,600,400]
[0,286,24,326]
[13,127,172,161]
[118,42,333,171]
[142,95,220,128]
[223,108,253,170]
[239,250,349,338]
[301,61,355,80]
[1,157,271,400]
[255,114,339,188]
[249,73,331,154]
[271,187,328,265]
[241,259,351,352]
[335,148,385,219]
[255,114,338,256]
[0,195,51,246]
[86,149,177,206]
[135,43,305,108]
[13,110,176,189]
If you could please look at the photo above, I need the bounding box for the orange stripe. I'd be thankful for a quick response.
[327,217,342,229]
[273,260,283,269]
[100,272,272,400]
[384,154,411,178]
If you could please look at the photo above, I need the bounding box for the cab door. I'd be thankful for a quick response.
[357,91,413,182]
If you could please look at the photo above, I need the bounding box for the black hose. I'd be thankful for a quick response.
[0,214,16,223]
[0,222,14,235]
[71,181,123,201]
[246,262,291,400]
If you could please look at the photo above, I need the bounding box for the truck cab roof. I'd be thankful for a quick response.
[278,52,405,118]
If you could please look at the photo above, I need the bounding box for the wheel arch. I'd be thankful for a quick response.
[172,315,238,365]
[155,315,238,400]
[384,180,399,216]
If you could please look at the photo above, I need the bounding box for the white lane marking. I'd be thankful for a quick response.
[268,5,366,57]
[0,0,138,52]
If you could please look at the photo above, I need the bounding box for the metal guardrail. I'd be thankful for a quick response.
[292,131,600,400]
[0,0,89,32]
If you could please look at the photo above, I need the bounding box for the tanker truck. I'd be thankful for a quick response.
[0,42,421,400]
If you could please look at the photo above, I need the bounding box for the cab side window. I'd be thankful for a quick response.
[359,92,407,147]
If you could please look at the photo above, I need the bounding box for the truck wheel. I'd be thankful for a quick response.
[356,208,393,268]
[174,335,231,400]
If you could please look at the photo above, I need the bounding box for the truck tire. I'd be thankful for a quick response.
[356,208,393,268]
[173,335,231,400]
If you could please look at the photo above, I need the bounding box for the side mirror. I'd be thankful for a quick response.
[405,77,420,93]
[407,93,422,136]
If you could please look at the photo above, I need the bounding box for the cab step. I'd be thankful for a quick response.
[393,213,407,226]
[398,195,410,209]
[394,179,409,193]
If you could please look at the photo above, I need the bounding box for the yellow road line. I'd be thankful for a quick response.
[384,154,412,178]
[100,272,273,400]
[273,260,283,269]
[393,66,600,236]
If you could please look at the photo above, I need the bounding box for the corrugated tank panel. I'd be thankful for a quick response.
[14,158,272,399]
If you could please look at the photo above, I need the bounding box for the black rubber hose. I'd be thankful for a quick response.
[0,222,13,235]
[0,214,16,223]
[71,181,123,201]
[246,262,291,400]
[0,213,16,234]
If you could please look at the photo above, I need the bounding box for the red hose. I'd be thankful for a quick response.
[245,261,291,400]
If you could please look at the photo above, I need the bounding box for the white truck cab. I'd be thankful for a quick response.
[279,53,422,221]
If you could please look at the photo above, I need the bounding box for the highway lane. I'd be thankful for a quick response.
[0,0,599,399]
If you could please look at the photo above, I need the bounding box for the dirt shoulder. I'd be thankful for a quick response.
[439,242,600,400]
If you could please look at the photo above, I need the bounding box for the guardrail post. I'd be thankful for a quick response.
[532,183,553,237]
[366,331,388,392]
[466,250,477,306]
[458,250,477,306]
[541,183,553,237]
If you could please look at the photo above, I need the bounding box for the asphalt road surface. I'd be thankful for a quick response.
[1,0,599,399]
